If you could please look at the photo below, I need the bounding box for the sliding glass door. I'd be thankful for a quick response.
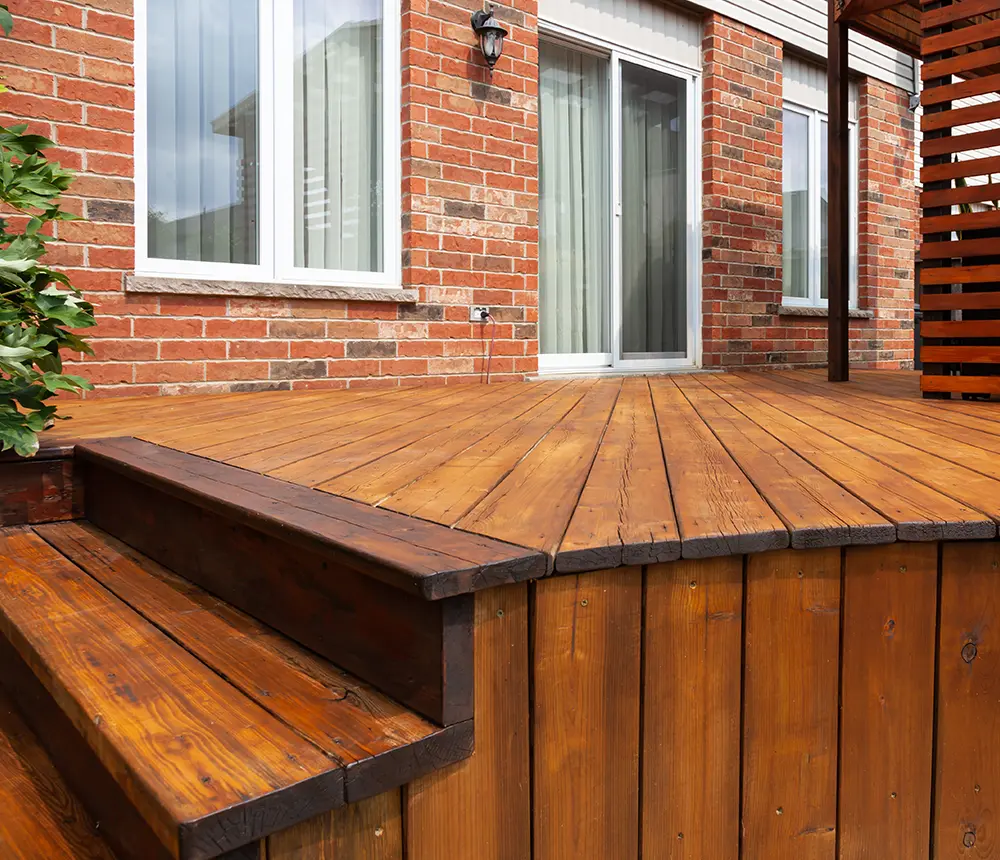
[539,40,697,372]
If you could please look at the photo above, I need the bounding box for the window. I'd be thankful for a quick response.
[136,0,400,288]
[538,37,698,372]
[782,104,857,307]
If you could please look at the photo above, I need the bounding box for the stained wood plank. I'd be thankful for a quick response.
[921,155,1000,184]
[921,184,1000,210]
[0,526,342,860]
[458,379,622,559]
[276,384,529,487]
[676,376,894,548]
[642,557,742,860]
[923,0,1000,30]
[921,126,1000,158]
[82,466,473,726]
[556,378,680,572]
[36,520,473,803]
[742,548,841,860]
[921,263,1000,285]
[321,384,566,505]
[268,792,403,860]
[0,684,116,860]
[384,381,591,526]
[405,584,531,860]
[700,375,994,541]
[922,208,1000,236]
[922,45,1000,80]
[533,570,642,860]
[922,18,1000,55]
[648,377,789,557]
[922,374,1000,394]
[0,457,80,526]
[920,289,1000,309]
[935,541,1000,858]
[78,437,546,599]
[839,543,937,860]
[722,374,1000,531]
[922,345,1000,364]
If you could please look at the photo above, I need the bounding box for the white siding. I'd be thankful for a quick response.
[539,0,702,70]
[784,54,859,121]
[539,0,917,92]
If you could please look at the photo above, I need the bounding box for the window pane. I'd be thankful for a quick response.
[620,62,687,357]
[538,43,611,356]
[294,0,383,273]
[820,119,828,300]
[783,109,809,299]
[147,0,259,265]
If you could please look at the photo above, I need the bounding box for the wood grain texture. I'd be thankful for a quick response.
[405,584,531,860]
[0,683,116,860]
[0,526,343,860]
[557,378,680,572]
[532,570,642,860]
[0,457,80,526]
[78,437,546,600]
[649,378,789,557]
[642,557,743,860]
[82,465,471,726]
[743,548,841,860]
[268,792,403,860]
[676,376,894,548]
[36,520,474,802]
[839,543,937,860]
[935,541,1000,859]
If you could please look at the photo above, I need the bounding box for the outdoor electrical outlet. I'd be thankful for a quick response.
[470,306,490,322]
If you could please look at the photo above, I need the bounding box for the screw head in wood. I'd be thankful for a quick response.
[964,831,976,848]
[580,599,588,607]
[689,580,697,589]
[899,565,907,573]
[496,609,504,618]
[776,807,783,816]
[975,784,981,793]
[962,642,978,663]
[890,792,897,799]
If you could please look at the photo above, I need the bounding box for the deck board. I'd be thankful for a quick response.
[45,370,1000,572]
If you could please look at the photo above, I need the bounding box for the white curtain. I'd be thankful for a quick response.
[783,109,810,299]
[294,0,382,273]
[147,0,259,264]
[620,62,687,356]
[539,44,610,356]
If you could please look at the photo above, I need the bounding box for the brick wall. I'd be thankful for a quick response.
[701,14,915,369]
[856,77,917,368]
[0,0,915,392]
[0,0,538,396]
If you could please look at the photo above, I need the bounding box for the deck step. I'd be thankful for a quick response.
[0,682,117,860]
[74,437,544,724]
[0,523,473,860]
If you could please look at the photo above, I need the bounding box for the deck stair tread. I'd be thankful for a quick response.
[76,437,547,600]
[0,522,472,860]
[0,683,117,860]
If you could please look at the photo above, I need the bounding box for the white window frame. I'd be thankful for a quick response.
[536,23,702,374]
[134,0,401,290]
[781,101,859,310]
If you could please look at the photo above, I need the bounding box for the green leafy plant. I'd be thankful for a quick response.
[0,11,95,457]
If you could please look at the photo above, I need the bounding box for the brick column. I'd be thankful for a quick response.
[401,0,540,378]
[856,78,917,368]
[701,15,784,368]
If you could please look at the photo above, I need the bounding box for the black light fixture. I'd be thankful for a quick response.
[471,6,508,72]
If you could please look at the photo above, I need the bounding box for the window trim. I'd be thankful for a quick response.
[134,0,401,290]
[781,100,859,310]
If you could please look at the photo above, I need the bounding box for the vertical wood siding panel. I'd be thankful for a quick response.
[742,548,841,860]
[839,544,937,860]
[533,570,642,860]
[935,542,1000,859]
[405,585,531,860]
[267,792,403,860]
[641,557,743,860]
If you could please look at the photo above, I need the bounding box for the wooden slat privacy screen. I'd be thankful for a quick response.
[920,0,1000,397]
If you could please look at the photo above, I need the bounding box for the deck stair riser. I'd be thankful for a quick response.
[75,438,545,725]
[0,448,80,527]
[0,522,475,860]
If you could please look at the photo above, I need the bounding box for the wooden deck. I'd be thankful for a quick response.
[47,368,1000,571]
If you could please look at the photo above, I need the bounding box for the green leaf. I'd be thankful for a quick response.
[0,6,13,37]
[0,408,38,458]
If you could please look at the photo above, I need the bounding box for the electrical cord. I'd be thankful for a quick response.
[483,312,497,384]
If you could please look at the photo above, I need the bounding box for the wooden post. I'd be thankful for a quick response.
[828,1,850,382]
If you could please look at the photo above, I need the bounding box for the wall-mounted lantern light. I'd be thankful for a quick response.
[471,6,508,72]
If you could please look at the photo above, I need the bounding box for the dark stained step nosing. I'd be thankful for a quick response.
[75,437,548,600]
